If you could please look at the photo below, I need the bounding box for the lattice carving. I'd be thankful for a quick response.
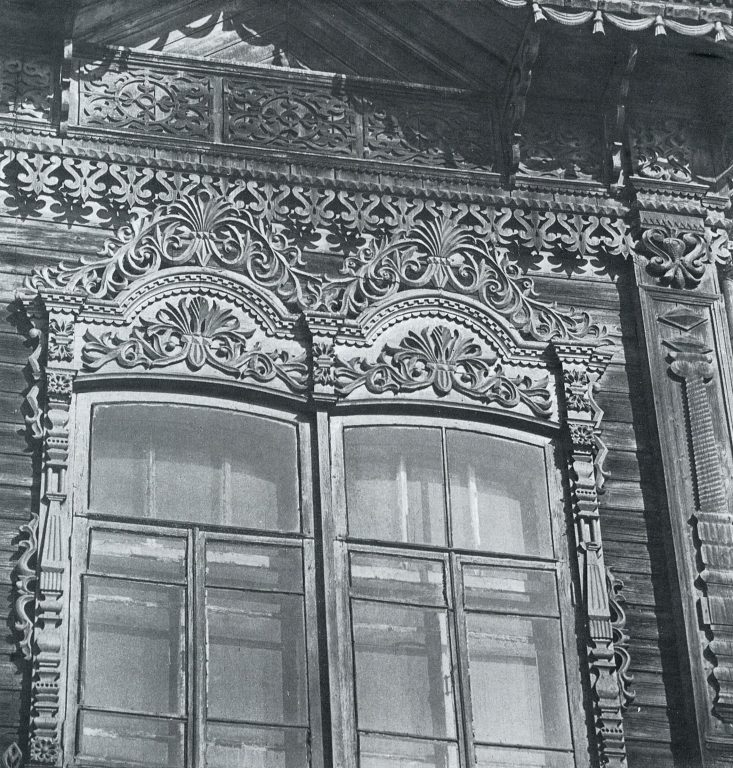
[519,117,602,181]
[631,118,697,183]
[333,325,553,415]
[0,148,634,273]
[362,92,493,170]
[0,55,53,122]
[79,63,212,138]
[224,79,356,155]
[82,296,308,392]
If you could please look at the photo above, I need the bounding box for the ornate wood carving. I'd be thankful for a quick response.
[332,325,553,415]
[82,296,309,391]
[641,228,708,289]
[557,343,629,767]
[607,567,637,710]
[665,332,733,723]
[17,189,625,766]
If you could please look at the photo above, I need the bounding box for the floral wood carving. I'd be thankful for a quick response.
[641,229,707,289]
[607,567,636,710]
[82,296,308,392]
[26,193,610,344]
[333,326,553,416]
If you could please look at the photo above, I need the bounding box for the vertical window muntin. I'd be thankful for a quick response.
[67,393,321,768]
[334,415,579,768]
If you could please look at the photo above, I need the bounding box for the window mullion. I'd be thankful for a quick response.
[191,527,206,768]
[450,555,475,768]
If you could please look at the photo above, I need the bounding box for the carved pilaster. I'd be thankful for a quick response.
[556,346,628,768]
[665,335,733,722]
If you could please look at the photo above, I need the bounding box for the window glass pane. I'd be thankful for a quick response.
[466,614,571,749]
[350,552,446,606]
[89,404,299,532]
[206,588,307,725]
[475,746,574,768]
[344,426,446,546]
[81,577,185,716]
[352,601,456,739]
[88,530,186,583]
[359,734,459,768]
[206,541,303,593]
[447,431,551,556]
[462,565,558,617]
[206,722,308,768]
[77,711,185,768]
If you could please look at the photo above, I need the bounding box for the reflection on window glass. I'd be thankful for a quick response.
[447,431,551,556]
[89,404,299,531]
[206,722,309,768]
[344,427,446,545]
[352,601,456,740]
[206,588,307,726]
[475,745,575,768]
[77,711,185,768]
[359,734,460,768]
[466,614,571,750]
[81,577,186,717]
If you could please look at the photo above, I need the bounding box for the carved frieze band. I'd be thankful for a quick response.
[664,331,733,722]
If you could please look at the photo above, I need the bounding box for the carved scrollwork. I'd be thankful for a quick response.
[27,193,323,310]
[321,217,610,342]
[82,296,308,392]
[333,326,553,416]
[13,511,37,661]
[632,119,694,183]
[607,567,636,710]
[26,194,611,345]
[641,228,707,289]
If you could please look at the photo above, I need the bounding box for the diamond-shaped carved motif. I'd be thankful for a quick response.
[658,307,707,332]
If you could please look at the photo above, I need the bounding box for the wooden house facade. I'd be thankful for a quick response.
[0,1,733,767]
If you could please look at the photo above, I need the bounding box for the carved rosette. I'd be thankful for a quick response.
[665,334,733,722]
[641,228,708,289]
[556,344,628,767]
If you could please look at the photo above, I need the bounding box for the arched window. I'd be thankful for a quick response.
[16,194,628,767]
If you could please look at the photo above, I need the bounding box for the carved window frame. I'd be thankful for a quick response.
[63,390,322,768]
[326,412,587,768]
[15,191,632,768]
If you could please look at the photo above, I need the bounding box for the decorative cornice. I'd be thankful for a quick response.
[332,325,553,415]
[26,192,612,344]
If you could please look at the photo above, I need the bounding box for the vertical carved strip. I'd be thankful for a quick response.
[666,336,733,722]
[558,348,628,767]
[26,303,77,766]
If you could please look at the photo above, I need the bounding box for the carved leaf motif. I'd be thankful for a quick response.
[334,326,553,416]
[642,229,707,289]
[607,567,636,710]
[1,742,22,768]
[13,511,38,661]
[82,296,308,392]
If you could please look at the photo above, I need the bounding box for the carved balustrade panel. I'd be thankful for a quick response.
[77,60,213,139]
[0,53,53,124]
[518,111,603,182]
